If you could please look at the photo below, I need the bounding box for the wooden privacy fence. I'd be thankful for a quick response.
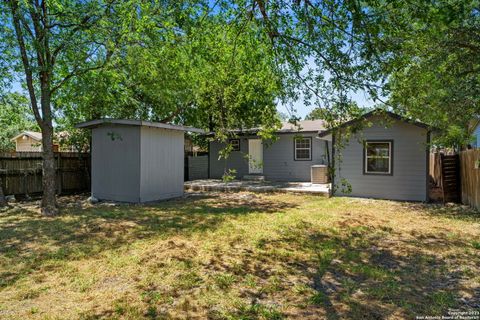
[440,154,460,203]
[429,152,442,187]
[0,152,90,197]
[429,152,460,203]
[459,149,480,211]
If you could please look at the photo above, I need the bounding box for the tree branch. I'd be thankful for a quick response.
[8,0,43,126]
[50,49,113,94]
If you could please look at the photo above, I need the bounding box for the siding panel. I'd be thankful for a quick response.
[15,137,42,152]
[209,138,249,179]
[91,125,141,202]
[140,126,184,202]
[335,117,428,201]
[188,155,208,180]
[209,133,330,181]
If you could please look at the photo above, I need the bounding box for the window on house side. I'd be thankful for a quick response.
[365,141,392,174]
[295,137,312,160]
[229,139,240,151]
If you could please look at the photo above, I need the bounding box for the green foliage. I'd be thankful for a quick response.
[367,0,480,147]
[0,93,38,152]
[3,0,477,152]
[222,169,237,183]
[55,8,284,141]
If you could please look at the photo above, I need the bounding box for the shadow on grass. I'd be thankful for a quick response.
[216,220,478,319]
[0,193,297,289]
[408,202,480,222]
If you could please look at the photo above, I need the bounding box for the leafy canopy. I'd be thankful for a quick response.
[0,93,38,152]
[365,0,480,147]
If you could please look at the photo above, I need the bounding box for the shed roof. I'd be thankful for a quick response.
[75,119,205,133]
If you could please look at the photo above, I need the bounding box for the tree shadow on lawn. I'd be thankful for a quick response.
[406,202,480,223]
[0,193,297,289]
[214,220,478,320]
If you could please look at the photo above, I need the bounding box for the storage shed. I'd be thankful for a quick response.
[76,119,203,203]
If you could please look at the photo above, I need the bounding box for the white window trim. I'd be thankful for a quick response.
[365,141,392,174]
[294,137,312,161]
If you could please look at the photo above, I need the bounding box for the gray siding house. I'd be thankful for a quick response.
[209,120,332,182]
[473,121,480,148]
[319,110,430,202]
[76,119,203,203]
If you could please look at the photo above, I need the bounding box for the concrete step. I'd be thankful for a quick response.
[243,175,265,181]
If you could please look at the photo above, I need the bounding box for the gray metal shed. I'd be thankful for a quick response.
[76,119,203,203]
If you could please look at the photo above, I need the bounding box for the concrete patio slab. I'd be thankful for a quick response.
[184,179,331,196]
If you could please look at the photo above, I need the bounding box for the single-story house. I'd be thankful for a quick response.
[208,119,331,182]
[10,130,76,152]
[209,110,431,202]
[10,131,44,152]
[76,119,203,203]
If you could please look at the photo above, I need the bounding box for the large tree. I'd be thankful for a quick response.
[0,0,134,215]
[364,0,480,147]
[58,0,385,131]
[56,9,285,140]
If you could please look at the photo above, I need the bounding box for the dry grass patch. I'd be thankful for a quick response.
[0,192,479,319]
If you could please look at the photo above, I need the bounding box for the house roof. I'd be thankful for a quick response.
[75,119,205,133]
[279,119,326,133]
[207,119,327,136]
[317,109,430,138]
[10,131,42,142]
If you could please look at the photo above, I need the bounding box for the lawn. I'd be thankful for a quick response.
[0,193,479,319]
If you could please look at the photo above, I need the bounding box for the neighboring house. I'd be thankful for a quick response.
[319,110,430,202]
[10,131,76,152]
[76,119,203,203]
[10,131,44,152]
[209,120,331,182]
[472,120,480,148]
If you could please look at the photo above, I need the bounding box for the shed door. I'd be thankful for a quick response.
[248,139,263,174]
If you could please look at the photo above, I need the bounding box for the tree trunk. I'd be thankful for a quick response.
[38,87,59,216]
[40,122,58,216]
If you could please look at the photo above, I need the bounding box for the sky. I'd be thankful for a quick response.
[277,89,375,120]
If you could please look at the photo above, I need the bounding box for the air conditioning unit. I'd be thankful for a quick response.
[311,165,329,184]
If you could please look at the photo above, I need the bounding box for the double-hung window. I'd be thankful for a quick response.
[294,137,312,161]
[364,141,392,174]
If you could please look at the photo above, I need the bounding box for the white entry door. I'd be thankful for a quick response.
[248,139,263,174]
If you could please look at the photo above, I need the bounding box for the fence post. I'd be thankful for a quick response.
[58,153,63,195]
[0,176,5,206]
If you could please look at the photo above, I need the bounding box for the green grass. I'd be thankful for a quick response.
[0,192,479,319]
